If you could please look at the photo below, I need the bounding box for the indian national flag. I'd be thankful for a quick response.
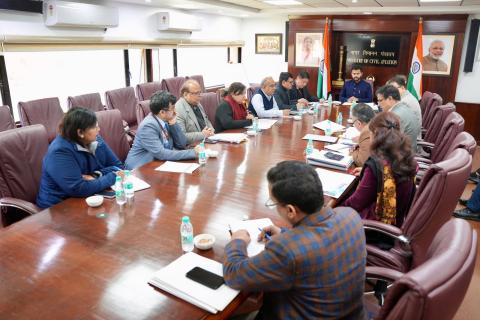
[407,19,423,100]
[317,18,331,99]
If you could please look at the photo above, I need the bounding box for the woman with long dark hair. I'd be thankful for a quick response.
[343,112,417,227]
[214,82,254,132]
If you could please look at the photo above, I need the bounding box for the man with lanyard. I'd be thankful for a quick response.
[125,90,199,169]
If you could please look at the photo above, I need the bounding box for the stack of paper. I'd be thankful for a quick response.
[209,133,248,144]
[155,161,200,174]
[149,252,240,314]
[111,175,151,192]
[316,168,356,198]
[338,138,357,146]
[307,149,353,171]
[324,143,351,154]
[245,119,278,130]
[302,134,338,143]
[229,218,273,257]
[343,126,360,139]
[313,120,345,134]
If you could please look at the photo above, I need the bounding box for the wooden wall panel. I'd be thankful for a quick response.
[455,102,480,142]
[288,15,468,102]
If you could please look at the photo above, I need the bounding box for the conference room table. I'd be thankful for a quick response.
[0,105,353,319]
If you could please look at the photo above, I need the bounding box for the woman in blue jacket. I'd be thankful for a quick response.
[36,108,123,208]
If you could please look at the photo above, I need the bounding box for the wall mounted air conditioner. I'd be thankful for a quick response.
[43,0,119,29]
[156,11,202,32]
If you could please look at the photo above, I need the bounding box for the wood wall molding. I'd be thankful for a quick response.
[288,15,468,103]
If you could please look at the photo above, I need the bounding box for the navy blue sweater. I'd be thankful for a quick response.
[36,135,123,209]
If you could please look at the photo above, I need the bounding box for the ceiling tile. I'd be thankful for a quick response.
[334,0,382,7]
[300,0,346,7]
[376,0,419,7]
[462,0,480,5]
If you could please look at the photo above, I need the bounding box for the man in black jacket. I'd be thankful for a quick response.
[274,72,297,111]
[290,71,319,105]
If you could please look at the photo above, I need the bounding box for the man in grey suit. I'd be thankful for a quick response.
[175,79,215,145]
[125,91,198,169]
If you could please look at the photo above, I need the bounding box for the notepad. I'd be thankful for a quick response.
[307,149,354,171]
[324,143,351,153]
[111,175,151,192]
[245,119,278,130]
[338,138,357,146]
[229,218,273,257]
[343,126,360,139]
[302,134,338,143]
[313,120,345,133]
[149,252,240,314]
[316,168,356,198]
[155,161,200,174]
[208,133,248,144]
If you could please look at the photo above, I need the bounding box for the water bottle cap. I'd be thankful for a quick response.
[124,170,130,176]
[115,176,122,182]
[182,216,190,223]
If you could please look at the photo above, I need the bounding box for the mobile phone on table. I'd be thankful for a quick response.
[186,267,224,290]
[95,190,116,199]
[324,151,345,161]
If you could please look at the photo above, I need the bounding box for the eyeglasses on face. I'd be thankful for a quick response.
[264,198,279,208]
[189,91,202,96]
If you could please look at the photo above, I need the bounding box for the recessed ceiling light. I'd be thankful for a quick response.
[352,0,358,3]
[419,0,461,2]
[263,0,303,6]
[363,11,372,14]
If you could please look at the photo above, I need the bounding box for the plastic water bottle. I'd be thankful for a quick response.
[180,216,194,252]
[198,142,207,166]
[337,112,343,125]
[123,170,134,204]
[305,138,314,156]
[325,120,333,136]
[115,176,126,206]
[313,103,319,116]
[327,94,333,108]
[252,117,259,132]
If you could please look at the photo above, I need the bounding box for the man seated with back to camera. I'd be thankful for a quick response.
[289,70,319,105]
[125,91,199,170]
[248,76,290,118]
[223,160,366,320]
[340,64,373,103]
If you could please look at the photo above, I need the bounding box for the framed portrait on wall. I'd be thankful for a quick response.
[255,33,283,54]
[422,34,455,76]
[295,32,323,67]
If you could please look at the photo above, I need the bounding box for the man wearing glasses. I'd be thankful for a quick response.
[125,91,198,169]
[273,72,301,111]
[175,79,215,145]
[223,161,366,320]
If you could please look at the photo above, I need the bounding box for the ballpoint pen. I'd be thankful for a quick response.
[258,227,271,241]
[228,224,232,236]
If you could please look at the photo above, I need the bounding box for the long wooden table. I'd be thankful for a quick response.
[0,106,352,319]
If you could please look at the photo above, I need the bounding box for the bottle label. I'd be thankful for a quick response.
[181,234,193,243]
[125,182,133,190]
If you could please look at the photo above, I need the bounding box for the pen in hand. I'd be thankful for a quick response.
[228,224,232,236]
[258,227,271,241]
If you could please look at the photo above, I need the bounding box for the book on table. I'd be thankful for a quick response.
[307,149,353,171]
[313,120,345,134]
[208,133,248,143]
[315,168,356,198]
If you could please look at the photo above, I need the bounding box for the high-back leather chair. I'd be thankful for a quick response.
[136,100,151,126]
[95,110,131,162]
[0,125,48,224]
[0,105,15,132]
[364,148,472,272]
[200,92,220,126]
[187,75,206,93]
[136,82,162,101]
[419,91,433,118]
[446,131,477,157]
[422,93,443,130]
[247,84,260,102]
[366,219,477,320]
[427,112,464,163]
[105,87,138,133]
[422,103,455,144]
[17,97,64,143]
[67,93,104,112]
[160,76,186,99]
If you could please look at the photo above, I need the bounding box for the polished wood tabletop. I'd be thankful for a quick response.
[0,106,352,319]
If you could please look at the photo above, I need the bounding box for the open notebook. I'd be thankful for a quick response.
[230,218,273,257]
[149,252,240,314]
[316,168,356,198]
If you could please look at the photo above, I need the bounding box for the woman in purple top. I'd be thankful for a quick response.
[343,112,417,227]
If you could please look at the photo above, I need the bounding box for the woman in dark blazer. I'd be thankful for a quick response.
[214,82,254,132]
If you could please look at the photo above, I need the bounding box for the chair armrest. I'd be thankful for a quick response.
[363,220,410,244]
[417,141,435,149]
[366,266,404,283]
[0,197,41,216]
[414,156,432,165]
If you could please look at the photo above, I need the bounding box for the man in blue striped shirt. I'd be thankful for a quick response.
[340,65,373,103]
[223,161,366,320]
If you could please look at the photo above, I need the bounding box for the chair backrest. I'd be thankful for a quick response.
[0,105,15,132]
[0,125,49,204]
[247,84,260,102]
[95,110,131,162]
[135,82,162,101]
[445,131,477,157]
[17,97,64,143]
[200,92,219,126]
[423,103,455,143]
[160,76,186,99]
[187,75,206,93]
[67,93,104,112]
[365,79,374,97]
[136,100,151,126]
[430,112,464,163]
[402,148,472,269]
[105,87,138,129]
[422,93,443,129]
[419,91,433,118]
[378,219,477,320]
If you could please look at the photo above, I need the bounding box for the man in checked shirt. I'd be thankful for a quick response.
[223,161,366,320]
